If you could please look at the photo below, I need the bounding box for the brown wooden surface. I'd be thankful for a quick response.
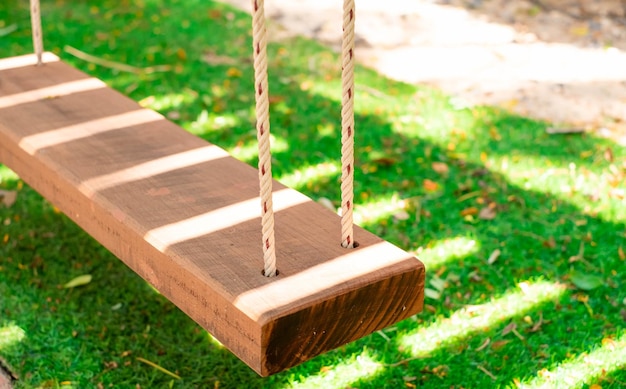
[0,53,425,376]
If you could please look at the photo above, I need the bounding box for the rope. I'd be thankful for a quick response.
[30,0,44,65]
[251,0,277,277]
[340,0,356,248]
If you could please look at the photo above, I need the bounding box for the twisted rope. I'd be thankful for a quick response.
[30,0,44,65]
[251,0,277,277]
[341,0,356,248]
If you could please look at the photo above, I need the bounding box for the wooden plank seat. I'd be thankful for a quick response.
[0,53,425,376]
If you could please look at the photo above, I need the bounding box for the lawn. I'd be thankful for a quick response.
[1,0,625,388]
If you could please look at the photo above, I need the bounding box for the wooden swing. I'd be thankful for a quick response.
[0,0,425,376]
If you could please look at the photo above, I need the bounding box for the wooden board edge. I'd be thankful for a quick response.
[259,260,425,376]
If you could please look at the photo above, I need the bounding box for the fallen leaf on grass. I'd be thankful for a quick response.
[422,179,439,192]
[166,111,180,120]
[570,270,604,291]
[0,24,17,37]
[431,162,449,175]
[429,276,446,292]
[136,357,181,379]
[487,249,501,265]
[479,206,497,220]
[501,322,516,336]
[477,365,496,380]
[0,190,17,208]
[226,67,242,78]
[202,51,239,66]
[370,151,398,166]
[491,340,510,351]
[619,246,625,261]
[610,189,625,200]
[424,288,441,300]
[64,274,92,288]
[393,210,410,221]
[475,338,490,351]
[460,207,478,217]
[543,236,557,249]
[529,313,550,333]
[601,337,617,351]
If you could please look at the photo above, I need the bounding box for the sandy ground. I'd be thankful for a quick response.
[224,0,626,145]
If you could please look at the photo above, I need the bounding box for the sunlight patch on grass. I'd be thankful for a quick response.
[229,134,289,162]
[413,236,479,268]
[187,110,242,135]
[490,156,611,195]
[278,162,340,190]
[0,322,26,349]
[287,351,382,389]
[206,333,224,349]
[138,90,197,112]
[520,333,626,388]
[492,155,626,222]
[399,280,566,357]
[0,166,18,183]
[301,80,341,105]
[353,192,409,226]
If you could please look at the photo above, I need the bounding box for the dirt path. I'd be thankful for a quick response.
[224,0,626,145]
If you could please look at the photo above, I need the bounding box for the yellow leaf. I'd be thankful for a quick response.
[460,207,479,216]
[226,67,242,78]
[64,274,93,289]
[619,246,625,260]
[489,126,501,140]
[601,337,616,350]
[589,385,602,389]
[177,48,187,61]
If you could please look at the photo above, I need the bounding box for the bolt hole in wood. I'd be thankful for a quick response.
[261,269,280,277]
[342,241,360,249]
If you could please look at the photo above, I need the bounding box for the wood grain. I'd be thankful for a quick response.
[0,54,425,376]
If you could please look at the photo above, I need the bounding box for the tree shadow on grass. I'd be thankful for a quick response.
[1,0,625,388]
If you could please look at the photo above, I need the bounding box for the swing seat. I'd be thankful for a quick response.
[0,53,425,376]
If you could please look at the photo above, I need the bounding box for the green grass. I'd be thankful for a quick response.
[1,0,625,388]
